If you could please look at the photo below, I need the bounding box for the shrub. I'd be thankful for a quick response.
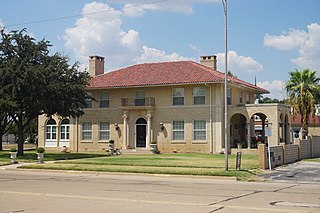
[10,147,17,152]
[109,140,115,144]
[36,147,45,153]
[150,141,157,144]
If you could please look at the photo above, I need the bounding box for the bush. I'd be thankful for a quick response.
[36,147,45,153]
[150,141,157,144]
[10,147,17,152]
[109,140,115,144]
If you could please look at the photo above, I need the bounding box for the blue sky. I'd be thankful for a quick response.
[1,0,319,99]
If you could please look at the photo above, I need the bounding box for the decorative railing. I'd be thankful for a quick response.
[121,97,155,107]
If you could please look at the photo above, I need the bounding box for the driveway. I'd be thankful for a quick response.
[260,160,320,184]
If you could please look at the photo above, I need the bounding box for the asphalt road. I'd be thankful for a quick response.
[0,167,319,213]
[260,161,320,184]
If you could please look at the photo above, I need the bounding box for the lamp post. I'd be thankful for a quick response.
[222,0,228,171]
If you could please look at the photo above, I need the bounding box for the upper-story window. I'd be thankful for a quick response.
[246,93,251,104]
[227,88,232,105]
[99,92,109,108]
[193,87,205,105]
[239,91,243,104]
[135,90,145,106]
[85,92,92,108]
[173,88,184,105]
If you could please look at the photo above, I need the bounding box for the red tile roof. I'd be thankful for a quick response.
[291,114,320,126]
[88,60,269,93]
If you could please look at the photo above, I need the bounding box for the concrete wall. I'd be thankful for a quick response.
[259,136,320,169]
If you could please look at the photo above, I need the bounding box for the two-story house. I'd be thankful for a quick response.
[38,55,291,154]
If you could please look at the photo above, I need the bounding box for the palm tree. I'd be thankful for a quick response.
[286,69,320,137]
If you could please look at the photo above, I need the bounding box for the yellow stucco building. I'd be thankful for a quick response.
[38,55,291,154]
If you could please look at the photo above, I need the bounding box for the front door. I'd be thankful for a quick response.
[136,125,146,147]
[135,118,147,148]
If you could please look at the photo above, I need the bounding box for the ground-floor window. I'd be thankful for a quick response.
[172,120,185,141]
[193,120,206,141]
[45,119,57,147]
[81,122,92,140]
[99,122,110,141]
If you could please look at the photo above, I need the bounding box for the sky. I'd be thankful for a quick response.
[0,0,319,99]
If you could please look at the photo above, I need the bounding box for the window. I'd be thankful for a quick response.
[60,119,70,140]
[172,120,184,140]
[173,88,184,105]
[239,91,243,104]
[86,92,92,108]
[99,92,109,108]
[193,120,206,141]
[99,122,110,141]
[81,122,92,140]
[227,88,232,105]
[135,90,145,106]
[193,87,205,105]
[246,93,251,104]
[46,119,57,140]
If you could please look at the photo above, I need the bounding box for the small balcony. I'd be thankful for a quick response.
[121,97,155,109]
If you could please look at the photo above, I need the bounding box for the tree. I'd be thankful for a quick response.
[0,112,15,151]
[0,29,91,156]
[286,69,320,137]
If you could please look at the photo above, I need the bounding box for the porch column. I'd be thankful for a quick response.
[246,123,251,149]
[122,114,129,149]
[146,114,152,148]
[261,119,266,143]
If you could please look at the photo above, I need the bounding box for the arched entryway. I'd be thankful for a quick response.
[251,113,268,147]
[135,118,147,148]
[230,113,247,148]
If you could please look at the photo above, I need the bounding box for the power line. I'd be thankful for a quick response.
[4,0,168,28]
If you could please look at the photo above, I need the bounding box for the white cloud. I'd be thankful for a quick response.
[134,46,190,63]
[115,0,218,17]
[264,23,320,70]
[0,19,4,29]
[257,80,286,100]
[216,51,263,74]
[64,2,187,71]
[189,43,203,55]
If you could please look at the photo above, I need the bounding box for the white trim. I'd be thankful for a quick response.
[172,120,185,142]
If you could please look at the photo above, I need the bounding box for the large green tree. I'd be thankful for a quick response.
[0,29,91,156]
[286,69,320,137]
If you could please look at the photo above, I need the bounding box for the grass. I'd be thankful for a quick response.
[303,158,320,162]
[18,153,260,181]
[0,150,106,163]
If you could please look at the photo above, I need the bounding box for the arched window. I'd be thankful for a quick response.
[60,119,70,140]
[45,119,57,147]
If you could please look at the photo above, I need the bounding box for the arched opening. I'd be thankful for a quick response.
[135,118,147,148]
[45,119,57,147]
[230,113,247,148]
[60,118,70,147]
[251,113,268,148]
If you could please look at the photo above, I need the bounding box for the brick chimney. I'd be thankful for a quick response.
[200,55,217,70]
[89,55,104,77]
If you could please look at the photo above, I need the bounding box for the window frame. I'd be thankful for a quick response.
[246,93,251,104]
[227,88,232,105]
[60,119,70,141]
[81,122,92,141]
[46,119,57,141]
[239,91,243,104]
[172,88,185,106]
[172,120,185,141]
[193,87,206,105]
[99,92,109,108]
[85,92,92,108]
[99,122,110,141]
[193,120,207,141]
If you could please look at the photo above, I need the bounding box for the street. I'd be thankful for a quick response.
[0,167,319,213]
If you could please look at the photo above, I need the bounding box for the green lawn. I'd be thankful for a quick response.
[18,153,260,181]
[303,158,320,162]
[0,150,106,163]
